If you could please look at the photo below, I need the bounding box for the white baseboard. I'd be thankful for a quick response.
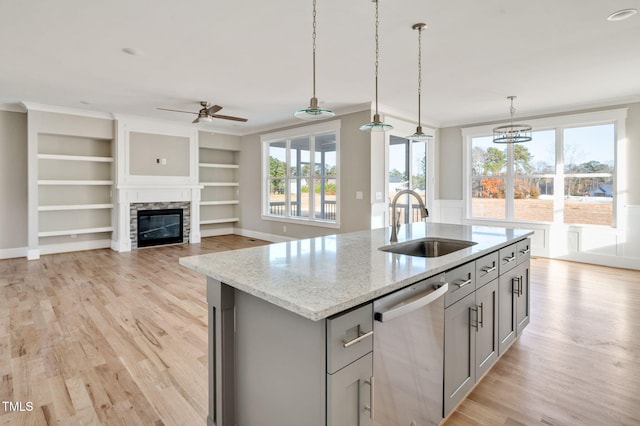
[39,239,112,256]
[111,239,132,252]
[0,246,28,260]
[553,252,640,271]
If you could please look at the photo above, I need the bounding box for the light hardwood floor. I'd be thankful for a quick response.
[1,237,639,425]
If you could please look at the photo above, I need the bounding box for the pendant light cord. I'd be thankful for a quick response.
[374,0,380,116]
[312,0,317,98]
[417,25,422,126]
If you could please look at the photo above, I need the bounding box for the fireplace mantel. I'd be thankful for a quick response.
[112,116,202,252]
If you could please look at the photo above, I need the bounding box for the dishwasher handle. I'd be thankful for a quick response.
[375,283,448,323]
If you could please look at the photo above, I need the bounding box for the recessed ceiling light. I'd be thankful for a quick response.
[122,47,144,56]
[607,8,637,21]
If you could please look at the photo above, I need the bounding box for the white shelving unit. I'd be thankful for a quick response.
[199,148,240,236]
[37,135,114,242]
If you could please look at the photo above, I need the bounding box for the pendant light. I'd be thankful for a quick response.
[294,0,335,120]
[406,23,433,140]
[360,0,393,132]
[493,96,532,144]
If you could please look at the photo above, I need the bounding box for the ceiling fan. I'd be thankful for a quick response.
[158,101,248,124]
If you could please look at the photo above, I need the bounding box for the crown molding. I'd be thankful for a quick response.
[0,103,27,113]
[441,95,640,129]
[20,102,114,120]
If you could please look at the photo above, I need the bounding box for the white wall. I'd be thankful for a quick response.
[0,111,27,257]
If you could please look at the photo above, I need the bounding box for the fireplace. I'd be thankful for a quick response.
[137,208,184,247]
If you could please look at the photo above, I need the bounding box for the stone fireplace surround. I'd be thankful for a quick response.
[112,185,201,252]
[129,202,190,249]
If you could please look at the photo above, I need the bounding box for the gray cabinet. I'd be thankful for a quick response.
[444,290,476,415]
[445,238,530,416]
[498,239,531,355]
[444,276,499,416]
[515,262,531,334]
[327,353,373,426]
[475,279,499,379]
[327,304,374,426]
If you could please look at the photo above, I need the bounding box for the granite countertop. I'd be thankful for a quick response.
[179,223,533,321]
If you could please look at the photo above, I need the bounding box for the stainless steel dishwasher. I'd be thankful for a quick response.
[373,273,448,426]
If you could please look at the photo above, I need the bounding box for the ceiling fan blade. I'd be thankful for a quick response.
[157,107,197,115]
[192,117,200,124]
[205,104,223,115]
[211,113,248,122]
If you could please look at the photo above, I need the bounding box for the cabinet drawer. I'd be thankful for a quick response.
[444,261,475,308]
[475,251,499,289]
[327,303,373,374]
[516,238,531,264]
[499,243,518,274]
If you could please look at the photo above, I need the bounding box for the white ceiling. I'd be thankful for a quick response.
[1,0,639,135]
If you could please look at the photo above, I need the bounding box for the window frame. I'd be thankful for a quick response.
[261,120,341,228]
[462,109,627,228]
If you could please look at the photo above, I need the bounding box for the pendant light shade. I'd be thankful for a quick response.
[493,96,532,144]
[360,0,393,132]
[406,23,433,140]
[294,0,335,120]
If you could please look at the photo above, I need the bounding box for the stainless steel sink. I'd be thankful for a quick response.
[380,237,477,258]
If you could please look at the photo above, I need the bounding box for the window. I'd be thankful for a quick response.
[465,110,625,227]
[262,121,339,226]
[389,136,429,225]
[563,124,614,225]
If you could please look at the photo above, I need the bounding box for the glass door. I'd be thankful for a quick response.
[388,136,428,226]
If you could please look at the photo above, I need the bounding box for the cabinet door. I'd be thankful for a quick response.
[498,270,518,355]
[475,278,499,379]
[327,353,373,426]
[444,292,476,417]
[515,262,531,334]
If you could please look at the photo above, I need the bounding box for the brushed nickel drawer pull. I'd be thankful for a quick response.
[519,277,524,295]
[503,255,516,263]
[343,330,374,348]
[455,278,472,288]
[512,276,521,295]
[519,248,530,255]
[470,306,479,331]
[481,265,496,274]
[479,302,484,328]
[364,376,374,419]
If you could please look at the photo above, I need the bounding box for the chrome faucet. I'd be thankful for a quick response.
[390,189,429,243]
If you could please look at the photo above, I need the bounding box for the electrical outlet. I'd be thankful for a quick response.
[283,225,287,233]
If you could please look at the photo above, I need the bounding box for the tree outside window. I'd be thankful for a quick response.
[470,124,615,226]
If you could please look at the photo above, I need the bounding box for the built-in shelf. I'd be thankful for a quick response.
[38,204,114,211]
[33,132,115,255]
[199,163,239,169]
[38,154,114,162]
[38,180,114,186]
[199,147,240,233]
[38,226,114,238]
[201,182,239,187]
[200,218,239,225]
[200,200,239,206]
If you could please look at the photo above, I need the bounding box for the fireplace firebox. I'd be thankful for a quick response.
[137,209,184,247]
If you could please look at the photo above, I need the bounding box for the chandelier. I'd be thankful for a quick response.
[493,96,532,144]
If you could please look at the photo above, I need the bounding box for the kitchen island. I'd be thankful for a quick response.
[180,223,533,426]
